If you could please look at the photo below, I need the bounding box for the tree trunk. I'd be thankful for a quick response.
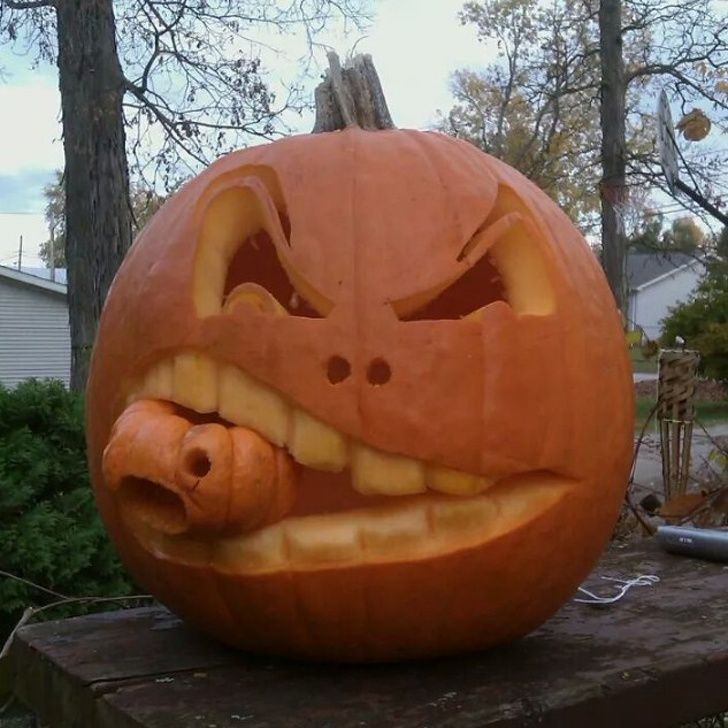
[598,0,627,317]
[56,0,132,391]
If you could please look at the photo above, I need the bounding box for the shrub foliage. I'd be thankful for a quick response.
[661,260,728,382]
[0,380,132,638]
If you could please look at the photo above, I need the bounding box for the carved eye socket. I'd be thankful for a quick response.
[223,229,324,318]
[391,185,555,322]
[193,170,333,318]
[398,251,506,322]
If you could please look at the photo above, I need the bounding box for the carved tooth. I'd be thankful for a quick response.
[427,466,495,496]
[142,359,174,401]
[360,506,429,556]
[214,526,287,573]
[283,517,362,566]
[173,353,218,413]
[218,364,290,447]
[430,497,498,537]
[288,409,348,471]
[489,474,566,531]
[351,445,426,496]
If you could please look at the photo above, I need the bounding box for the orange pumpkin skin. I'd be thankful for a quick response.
[87,128,633,661]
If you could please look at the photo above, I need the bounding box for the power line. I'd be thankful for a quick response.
[0,211,46,216]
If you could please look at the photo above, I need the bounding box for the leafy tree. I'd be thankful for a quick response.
[716,225,728,260]
[38,172,166,269]
[0,380,133,640]
[39,171,65,268]
[628,215,705,253]
[442,0,606,224]
[669,216,705,253]
[0,0,366,391]
[628,216,666,252]
[448,0,728,312]
[661,258,728,381]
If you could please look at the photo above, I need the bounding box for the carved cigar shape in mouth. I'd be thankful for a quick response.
[103,399,294,537]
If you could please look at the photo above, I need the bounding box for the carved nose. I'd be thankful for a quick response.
[326,355,351,384]
[326,356,392,385]
[366,358,392,386]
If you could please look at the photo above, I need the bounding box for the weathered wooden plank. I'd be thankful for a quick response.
[10,542,728,728]
[9,607,239,728]
[12,607,237,685]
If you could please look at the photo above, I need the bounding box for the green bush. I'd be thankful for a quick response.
[661,261,728,382]
[0,380,132,639]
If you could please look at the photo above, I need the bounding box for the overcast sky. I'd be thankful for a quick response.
[0,0,492,268]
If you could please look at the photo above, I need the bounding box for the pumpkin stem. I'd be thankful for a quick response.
[313,52,395,132]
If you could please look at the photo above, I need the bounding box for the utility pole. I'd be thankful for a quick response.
[50,226,56,282]
[17,235,23,272]
[599,0,627,318]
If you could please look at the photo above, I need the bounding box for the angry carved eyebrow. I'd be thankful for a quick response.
[193,173,334,318]
[457,212,523,263]
[388,212,523,321]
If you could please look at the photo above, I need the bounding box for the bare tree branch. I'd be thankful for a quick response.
[4,0,54,8]
[0,0,370,389]
[444,0,728,238]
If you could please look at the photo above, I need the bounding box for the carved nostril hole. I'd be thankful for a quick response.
[184,448,211,478]
[327,355,351,384]
[367,358,391,386]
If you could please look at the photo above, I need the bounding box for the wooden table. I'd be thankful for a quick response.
[8,541,728,728]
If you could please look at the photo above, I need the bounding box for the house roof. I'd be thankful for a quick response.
[0,265,67,295]
[627,252,703,290]
[20,266,68,285]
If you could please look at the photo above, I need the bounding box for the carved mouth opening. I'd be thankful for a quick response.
[108,393,575,573]
[118,476,188,535]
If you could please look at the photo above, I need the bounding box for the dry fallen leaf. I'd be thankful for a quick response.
[657,492,707,519]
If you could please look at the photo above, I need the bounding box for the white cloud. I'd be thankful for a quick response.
[0,80,63,175]
[0,212,46,268]
[0,2,492,177]
[365,0,492,129]
[0,0,495,247]
[275,0,494,133]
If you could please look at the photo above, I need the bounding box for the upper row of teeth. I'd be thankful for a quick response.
[129,352,495,498]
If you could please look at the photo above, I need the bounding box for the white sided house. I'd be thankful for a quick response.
[0,266,70,387]
[627,252,706,341]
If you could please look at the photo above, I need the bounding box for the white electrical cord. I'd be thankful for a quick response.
[574,574,660,605]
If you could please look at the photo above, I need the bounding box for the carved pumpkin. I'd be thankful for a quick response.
[87,61,632,662]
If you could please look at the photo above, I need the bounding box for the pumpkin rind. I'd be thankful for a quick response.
[87,127,633,661]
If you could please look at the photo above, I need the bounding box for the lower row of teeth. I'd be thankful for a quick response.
[139,481,561,572]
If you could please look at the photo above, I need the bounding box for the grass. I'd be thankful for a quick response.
[635,397,728,427]
[630,347,658,374]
